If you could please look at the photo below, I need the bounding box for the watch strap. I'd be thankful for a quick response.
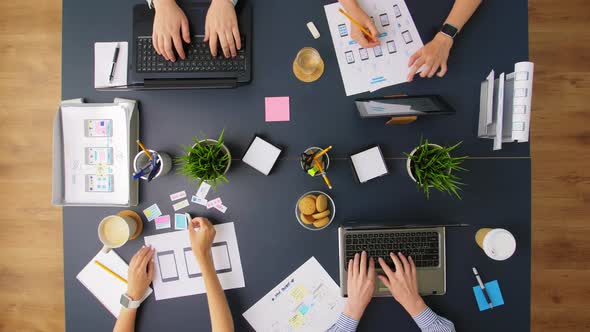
[121,294,142,309]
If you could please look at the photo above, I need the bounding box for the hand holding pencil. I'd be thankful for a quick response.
[338,7,379,48]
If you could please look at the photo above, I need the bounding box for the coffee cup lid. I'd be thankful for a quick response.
[483,229,516,261]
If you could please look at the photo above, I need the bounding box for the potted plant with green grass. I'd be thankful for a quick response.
[177,130,231,190]
[404,137,467,199]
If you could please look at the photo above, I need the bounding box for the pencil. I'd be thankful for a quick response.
[136,140,153,161]
[338,8,374,39]
[314,159,333,189]
[94,260,128,284]
[313,146,333,161]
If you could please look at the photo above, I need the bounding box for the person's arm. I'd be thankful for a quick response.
[113,246,155,332]
[326,251,375,332]
[412,306,456,332]
[443,0,482,32]
[407,0,482,81]
[113,308,137,332]
[189,217,234,332]
[377,252,455,332]
[338,0,380,48]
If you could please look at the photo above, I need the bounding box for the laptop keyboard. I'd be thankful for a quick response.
[344,231,440,269]
[135,36,246,73]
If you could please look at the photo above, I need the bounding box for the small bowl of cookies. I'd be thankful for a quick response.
[296,191,335,231]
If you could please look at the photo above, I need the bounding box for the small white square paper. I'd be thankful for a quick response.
[242,137,282,175]
[94,42,128,88]
[350,146,389,183]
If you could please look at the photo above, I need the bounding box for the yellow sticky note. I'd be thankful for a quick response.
[289,312,304,329]
[290,285,308,302]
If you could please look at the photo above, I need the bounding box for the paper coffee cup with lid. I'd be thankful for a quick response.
[475,228,516,261]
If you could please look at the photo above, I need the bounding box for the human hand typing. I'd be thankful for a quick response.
[204,0,241,58]
[378,252,427,317]
[152,0,190,61]
[343,251,376,320]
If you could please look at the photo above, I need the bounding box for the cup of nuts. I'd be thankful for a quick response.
[295,191,335,231]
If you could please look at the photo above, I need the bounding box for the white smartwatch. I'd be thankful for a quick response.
[120,293,142,309]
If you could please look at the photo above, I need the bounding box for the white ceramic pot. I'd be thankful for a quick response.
[406,143,445,184]
[189,139,232,181]
[133,149,172,180]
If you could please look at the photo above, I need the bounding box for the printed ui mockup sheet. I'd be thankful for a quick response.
[61,104,130,204]
[324,0,424,95]
[243,257,344,331]
[144,222,245,300]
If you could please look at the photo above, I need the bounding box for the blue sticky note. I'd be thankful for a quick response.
[473,280,504,311]
[298,304,310,315]
[174,213,188,230]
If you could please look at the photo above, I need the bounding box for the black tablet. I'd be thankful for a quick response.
[355,95,455,118]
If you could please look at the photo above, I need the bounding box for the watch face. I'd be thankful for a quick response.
[441,24,458,38]
[120,294,130,307]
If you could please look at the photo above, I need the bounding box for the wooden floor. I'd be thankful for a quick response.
[0,0,588,331]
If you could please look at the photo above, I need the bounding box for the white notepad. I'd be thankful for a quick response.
[242,137,282,175]
[77,250,152,318]
[350,146,389,183]
[94,42,128,88]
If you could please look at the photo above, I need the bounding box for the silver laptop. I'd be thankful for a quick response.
[338,225,446,297]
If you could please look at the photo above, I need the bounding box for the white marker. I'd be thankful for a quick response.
[472,267,494,309]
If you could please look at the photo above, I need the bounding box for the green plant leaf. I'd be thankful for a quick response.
[175,130,230,191]
[405,137,467,199]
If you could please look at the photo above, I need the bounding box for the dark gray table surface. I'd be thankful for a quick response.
[62,0,531,331]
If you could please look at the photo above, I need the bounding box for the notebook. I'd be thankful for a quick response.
[77,250,152,318]
[94,42,128,89]
[350,146,389,183]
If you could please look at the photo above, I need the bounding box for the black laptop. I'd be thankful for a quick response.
[129,0,252,89]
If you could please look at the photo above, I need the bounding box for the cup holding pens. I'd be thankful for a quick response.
[300,147,330,177]
[133,149,172,181]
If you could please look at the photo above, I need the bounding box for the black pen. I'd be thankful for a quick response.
[108,43,120,83]
[472,267,494,309]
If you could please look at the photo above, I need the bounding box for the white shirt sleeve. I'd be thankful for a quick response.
[147,0,238,9]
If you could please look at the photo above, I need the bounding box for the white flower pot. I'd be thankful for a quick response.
[406,143,445,184]
[189,139,232,181]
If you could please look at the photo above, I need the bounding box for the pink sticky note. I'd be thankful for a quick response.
[265,97,290,122]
